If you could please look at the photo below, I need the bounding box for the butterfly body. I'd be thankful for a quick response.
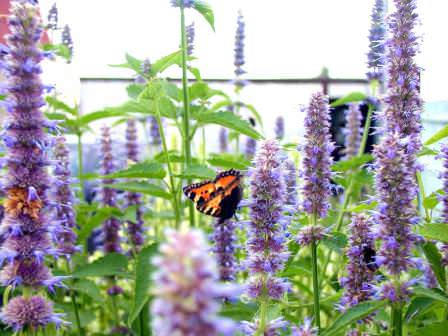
[183,169,242,220]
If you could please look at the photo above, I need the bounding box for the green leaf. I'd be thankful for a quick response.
[77,206,122,243]
[220,301,257,321]
[71,279,105,302]
[322,232,348,251]
[207,153,251,170]
[105,181,172,199]
[321,301,386,336]
[125,53,143,72]
[413,287,448,305]
[72,253,128,278]
[419,224,448,243]
[243,103,264,128]
[419,146,439,157]
[151,50,182,76]
[178,164,216,179]
[347,201,378,213]
[417,321,448,336]
[46,96,77,115]
[330,92,367,107]
[128,244,158,326]
[331,154,373,172]
[195,111,262,140]
[423,189,443,211]
[425,124,448,146]
[405,297,435,321]
[422,242,446,290]
[127,84,145,100]
[103,161,166,179]
[78,109,130,126]
[193,1,215,31]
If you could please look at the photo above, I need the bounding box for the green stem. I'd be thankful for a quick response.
[256,292,268,336]
[391,304,403,336]
[66,261,85,336]
[416,171,431,222]
[154,98,181,228]
[179,3,195,228]
[311,214,321,330]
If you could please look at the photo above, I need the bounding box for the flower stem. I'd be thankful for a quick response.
[391,304,403,336]
[154,97,181,228]
[256,292,268,336]
[179,3,195,228]
[66,261,85,336]
[311,214,321,330]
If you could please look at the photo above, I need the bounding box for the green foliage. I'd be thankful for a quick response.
[102,161,166,179]
[193,1,215,31]
[424,124,448,146]
[419,224,448,244]
[72,253,129,278]
[330,92,367,107]
[421,242,446,290]
[105,182,172,199]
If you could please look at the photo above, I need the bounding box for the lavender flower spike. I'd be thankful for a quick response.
[53,137,79,258]
[100,126,122,253]
[148,116,162,146]
[170,0,195,8]
[292,318,318,336]
[219,127,228,153]
[343,103,363,159]
[244,139,289,333]
[300,92,334,218]
[382,0,422,154]
[275,116,285,141]
[366,0,386,81]
[245,137,257,159]
[234,11,246,88]
[61,25,73,62]
[47,3,58,30]
[374,133,419,301]
[439,143,448,265]
[186,22,195,57]
[152,229,238,336]
[125,119,145,252]
[284,159,298,208]
[339,214,375,312]
[0,0,65,330]
[212,218,236,281]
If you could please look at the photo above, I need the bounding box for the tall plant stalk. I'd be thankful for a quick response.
[311,214,321,330]
[179,3,195,228]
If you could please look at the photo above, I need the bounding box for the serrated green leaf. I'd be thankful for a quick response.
[105,182,172,199]
[405,297,434,321]
[347,201,378,213]
[103,161,166,179]
[321,301,386,336]
[195,111,262,140]
[127,84,145,100]
[207,153,251,170]
[78,109,130,126]
[151,50,182,76]
[416,321,448,336]
[178,164,216,179]
[419,146,439,157]
[322,232,348,251]
[128,244,158,326]
[423,189,443,211]
[330,92,367,107]
[73,253,128,278]
[46,96,77,115]
[125,53,143,73]
[419,224,448,243]
[425,124,448,146]
[422,242,446,290]
[71,279,105,302]
[220,301,257,321]
[193,1,215,31]
[413,287,448,305]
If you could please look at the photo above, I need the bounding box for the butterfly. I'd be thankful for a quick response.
[362,246,379,272]
[183,169,243,220]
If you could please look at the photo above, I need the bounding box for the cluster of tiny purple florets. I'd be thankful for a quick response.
[186,22,195,57]
[170,0,195,8]
[366,0,386,81]
[245,139,290,302]
[300,92,334,218]
[212,218,237,281]
[0,1,65,331]
[152,229,238,336]
[125,119,145,252]
[100,126,122,253]
[343,103,363,159]
[275,116,285,141]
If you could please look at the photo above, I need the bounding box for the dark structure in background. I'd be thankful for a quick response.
[329,99,377,161]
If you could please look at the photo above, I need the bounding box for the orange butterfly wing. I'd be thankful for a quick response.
[183,169,242,219]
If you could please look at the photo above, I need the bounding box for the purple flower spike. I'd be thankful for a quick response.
[367,0,386,81]
[343,103,363,159]
[296,225,327,246]
[234,11,246,82]
[170,0,195,8]
[47,3,58,30]
[300,92,334,218]
[219,128,228,153]
[284,159,298,208]
[0,0,65,329]
[152,229,238,336]
[275,116,285,141]
[61,25,73,62]
[246,139,289,299]
[374,133,419,301]
[125,119,145,252]
[53,137,78,258]
[245,137,257,159]
[439,143,448,265]
[148,116,162,146]
[0,295,66,332]
[382,0,422,155]
[186,22,195,57]
[100,126,122,254]
[292,318,318,336]
[241,317,288,336]
[339,214,375,315]
[212,218,237,281]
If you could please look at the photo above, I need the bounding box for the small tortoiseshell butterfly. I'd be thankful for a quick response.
[183,169,243,220]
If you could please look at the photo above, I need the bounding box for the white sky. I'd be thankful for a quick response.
[38,0,448,102]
